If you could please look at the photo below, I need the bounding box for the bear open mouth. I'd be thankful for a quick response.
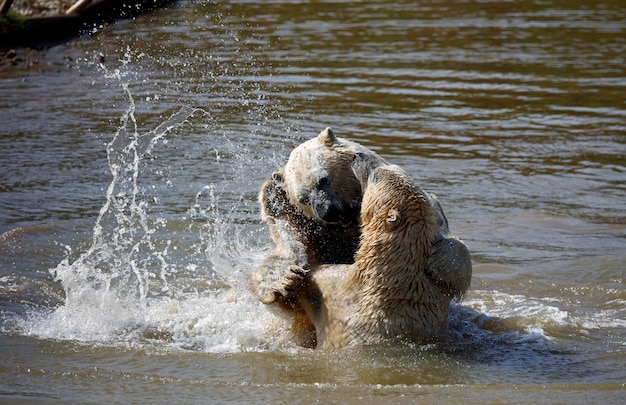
[338,219,354,228]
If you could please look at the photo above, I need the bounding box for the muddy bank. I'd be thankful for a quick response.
[1,0,176,51]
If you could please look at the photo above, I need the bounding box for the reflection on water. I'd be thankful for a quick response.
[0,0,625,403]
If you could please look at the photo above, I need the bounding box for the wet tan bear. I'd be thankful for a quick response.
[295,152,472,349]
[247,127,387,305]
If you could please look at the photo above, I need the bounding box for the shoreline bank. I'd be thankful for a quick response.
[1,0,176,60]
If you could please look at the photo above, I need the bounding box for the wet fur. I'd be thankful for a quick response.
[297,155,472,349]
[247,128,384,305]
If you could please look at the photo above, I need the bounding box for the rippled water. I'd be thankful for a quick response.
[1,0,625,403]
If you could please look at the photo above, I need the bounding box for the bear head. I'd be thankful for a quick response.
[277,127,386,226]
[352,151,450,234]
[351,153,416,233]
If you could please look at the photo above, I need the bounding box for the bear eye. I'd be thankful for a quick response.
[318,177,329,188]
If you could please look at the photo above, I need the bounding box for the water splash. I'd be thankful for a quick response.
[83,85,197,303]
[22,85,290,351]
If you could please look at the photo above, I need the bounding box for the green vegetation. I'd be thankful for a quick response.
[0,11,29,36]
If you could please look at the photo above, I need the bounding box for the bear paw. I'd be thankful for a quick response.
[248,260,310,305]
[273,264,310,303]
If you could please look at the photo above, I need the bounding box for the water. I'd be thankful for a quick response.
[1,0,625,403]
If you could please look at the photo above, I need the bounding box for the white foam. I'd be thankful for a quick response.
[23,265,292,353]
[462,290,571,339]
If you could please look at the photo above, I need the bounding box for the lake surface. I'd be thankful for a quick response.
[1,0,625,403]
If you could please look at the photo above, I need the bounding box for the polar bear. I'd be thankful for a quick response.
[294,152,472,350]
[247,127,387,305]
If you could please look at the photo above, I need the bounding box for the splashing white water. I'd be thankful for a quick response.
[22,86,292,352]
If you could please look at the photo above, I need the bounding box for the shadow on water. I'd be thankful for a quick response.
[444,304,590,385]
[217,303,590,387]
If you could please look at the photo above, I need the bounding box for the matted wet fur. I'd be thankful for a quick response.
[247,128,385,305]
[294,152,472,349]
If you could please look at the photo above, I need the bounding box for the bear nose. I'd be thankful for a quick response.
[321,203,341,223]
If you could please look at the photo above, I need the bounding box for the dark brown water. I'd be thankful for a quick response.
[1,0,625,403]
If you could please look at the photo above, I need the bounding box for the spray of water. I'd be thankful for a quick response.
[22,84,291,352]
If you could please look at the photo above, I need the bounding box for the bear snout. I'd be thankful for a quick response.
[311,191,340,223]
[311,191,359,226]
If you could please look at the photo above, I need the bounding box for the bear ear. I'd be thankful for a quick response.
[317,127,338,147]
[369,168,383,185]
[386,209,401,225]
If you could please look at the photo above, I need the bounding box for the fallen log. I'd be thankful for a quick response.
[66,0,94,15]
